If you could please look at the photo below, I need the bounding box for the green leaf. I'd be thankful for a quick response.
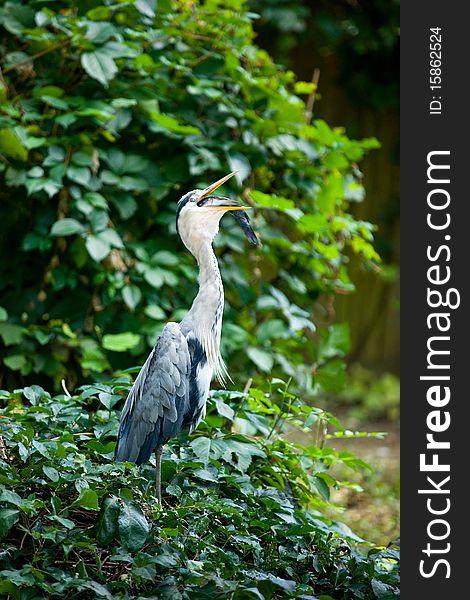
[314,475,331,501]
[23,385,49,404]
[0,488,23,507]
[294,81,316,94]
[193,468,218,482]
[144,305,165,320]
[316,359,346,393]
[215,398,235,420]
[86,235,111,261]
[0,509,19,539]
[190,437,211,464]
[0,128,28,161]
[97,496,120,545]
[0,307,7,321]
[143,268,165,289]
[122,285,142,311]
[227,152,251,184]
[87,6,112,20]
[81,50,118,87]
[73,488,99,511]
[67,166,91,187]
[135,0,156,18]
[50,218,85,237]
[152,250,179,266]
[213,438,265,472]
[256,319,286,342]
[99,228,123,248]
[0,323,24,345]
[83,192,108,210]
[148,113,200,136]
[102,332,141,352]
[43,466,59,482]
[111,194,138,219]
[3,354,27,371]
[319,323,350,359]
[250,190,294,211]
[80,581,113,599]
[118,500,149,552]
[299,214,328,233]
[51,515,75,529]
[247,347,274,372]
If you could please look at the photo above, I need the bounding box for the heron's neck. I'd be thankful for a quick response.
[185,241,227,379]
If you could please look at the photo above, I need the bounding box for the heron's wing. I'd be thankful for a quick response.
[115,322,191,465]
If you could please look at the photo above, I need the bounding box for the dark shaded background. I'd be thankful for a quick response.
[251,0,400,375]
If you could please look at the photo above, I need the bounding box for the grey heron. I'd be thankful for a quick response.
[114,172,259,502]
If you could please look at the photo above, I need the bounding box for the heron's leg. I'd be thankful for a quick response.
[155,445,163,504]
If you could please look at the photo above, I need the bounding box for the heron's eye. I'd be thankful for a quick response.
[196,198,207,207]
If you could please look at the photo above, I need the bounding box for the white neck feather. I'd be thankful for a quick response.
[185,241,229,384]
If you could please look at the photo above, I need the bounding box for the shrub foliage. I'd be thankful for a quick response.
[0,381,399,599]
[0,1,398,597]
[0,0,379,392]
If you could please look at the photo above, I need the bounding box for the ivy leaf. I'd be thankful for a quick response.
[0,509,19,539]
[190,437,211,464]
[73,488,99,511]
[193,468,218,482]
[51,515,75,530]
[97,496,120,545]
[0,489,23,507]
[118,500,149,552]
[319,323,350,359]
[81,50,118,87]
[80,581,113,599]
[215,398,235,420]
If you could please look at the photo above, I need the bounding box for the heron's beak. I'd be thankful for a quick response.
[204,197,250,212]
[200,171,238,200]
[199,172,259,245]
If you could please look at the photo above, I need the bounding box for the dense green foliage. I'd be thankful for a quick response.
[0,381,399,599]
[0,1,398,597]
[0,0,379,393]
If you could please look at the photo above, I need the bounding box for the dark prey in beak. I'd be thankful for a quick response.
[231,210,259,245]
[206,195,259,246]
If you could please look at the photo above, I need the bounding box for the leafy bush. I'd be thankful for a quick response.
[0,2,398,597]
[0,380,399,599]
[0,0,379,393]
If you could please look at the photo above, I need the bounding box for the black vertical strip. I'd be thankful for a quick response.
[401,2,469,597]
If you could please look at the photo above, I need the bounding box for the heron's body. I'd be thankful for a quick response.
[115,244,222,466]
[114,172,258,500]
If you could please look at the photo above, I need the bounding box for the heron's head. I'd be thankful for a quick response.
[176,171,259,256]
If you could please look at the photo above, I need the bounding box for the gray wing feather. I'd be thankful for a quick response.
[115,322,191,464]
